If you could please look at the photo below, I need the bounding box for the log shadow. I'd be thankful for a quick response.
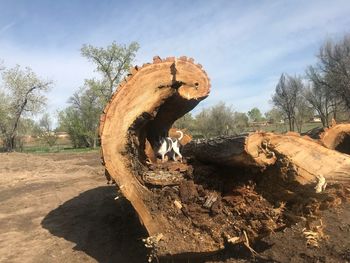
[41,186,148,263]
[41,185,272,263]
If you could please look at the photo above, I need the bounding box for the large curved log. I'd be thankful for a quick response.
[99,56,350,258]
[320,123,350,154]
[99,56,211,253]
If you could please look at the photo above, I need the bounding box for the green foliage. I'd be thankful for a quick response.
[0,91,10,134]
[265,108,283,123]
[58,106,91,148]
[247,107,264,122]
[193,102,234,138]
[173,113,195,132]
[174,102,249,139]
[58,41,139,148]
[0,65,51,150]
[81,41,139,102]
[232,112,249,132]
[35,113,58,147]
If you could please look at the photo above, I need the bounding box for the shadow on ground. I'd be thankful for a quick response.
[41,186,148,263]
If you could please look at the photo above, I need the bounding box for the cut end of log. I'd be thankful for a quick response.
[99,56,210,237]
[320,123,350,155]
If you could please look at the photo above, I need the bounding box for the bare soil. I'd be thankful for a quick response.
[0,152,350,263]
[0,152,147,263]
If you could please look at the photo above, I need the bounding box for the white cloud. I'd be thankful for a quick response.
[0,0,350,120]
[0,41,96,116]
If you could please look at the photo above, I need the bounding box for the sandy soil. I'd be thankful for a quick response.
[0,152,349,263]
[0,152,147,263]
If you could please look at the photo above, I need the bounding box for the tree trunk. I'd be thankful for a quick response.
[10,135,16,151]
[99,56,211,255]
[183,132,350,184]
[288,115,292,131]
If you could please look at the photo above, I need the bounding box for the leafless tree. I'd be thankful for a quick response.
[272,74,303,131]
[295,94,313,133]
[310,35,350,113]
[303,71,334,127]
[38,113,58,147]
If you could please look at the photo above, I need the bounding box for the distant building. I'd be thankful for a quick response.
[250,121,268,126]
[310,116,322,123]
[55,132,70,138]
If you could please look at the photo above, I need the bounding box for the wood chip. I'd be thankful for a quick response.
[174,200,183,209]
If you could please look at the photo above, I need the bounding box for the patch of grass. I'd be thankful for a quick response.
[21,145,100,154]
[16,136,100,154]
[252,122,322,134]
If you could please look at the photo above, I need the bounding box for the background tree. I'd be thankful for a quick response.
[0,91,10,139]
[81,41,139,103]
[59,84,101,148]
[59,41,139,148]
[0,65,51,150]
[304,35,350,122]
[294,95,313,133]
[58,107,86,148]
[303,77,333,127]
[188,102,248,138]
[192,108,211,138]
[172,102,250,139]
[317,36,350,111]
[272,74,303,131]
[232,111,249,133]
[247,107,264,122]
[207,102,236,136]
[265,108,283,124]
[36,113,58,147]
[173,113,195,132]
[264,107,286,132]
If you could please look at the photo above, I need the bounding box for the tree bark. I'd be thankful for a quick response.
[99,56,210,251]
[184,132,350,184]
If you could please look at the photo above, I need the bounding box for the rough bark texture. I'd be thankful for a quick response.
[320,123,350,154]
[184,132,350,184]
[99,56,210,244]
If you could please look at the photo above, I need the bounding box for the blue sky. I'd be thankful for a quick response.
[1,0,350,117]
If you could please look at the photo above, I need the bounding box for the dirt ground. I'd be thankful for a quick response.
[0,152,148,263]
[0,152,350,263]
